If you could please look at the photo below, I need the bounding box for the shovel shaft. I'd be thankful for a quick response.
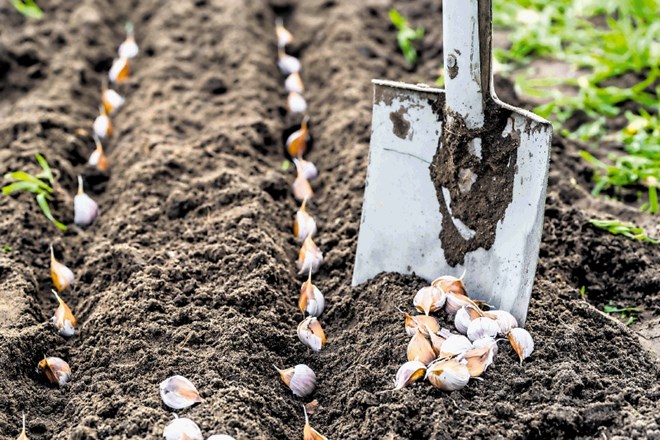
[443,0,492,129]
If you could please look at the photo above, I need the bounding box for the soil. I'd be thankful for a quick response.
[0,0,659,439]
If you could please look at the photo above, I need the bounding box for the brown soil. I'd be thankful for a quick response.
[0,0,658,439]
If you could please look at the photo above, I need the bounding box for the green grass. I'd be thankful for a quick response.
[389,9,425,67]
[9,0,43,18]
[494,0,660,216]
[589,218,658,244]
[603,303,640,326]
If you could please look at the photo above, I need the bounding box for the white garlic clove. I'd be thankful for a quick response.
[393,360,426,390]
[425,358,470,391]
[296,236,323,275]
[88,135,109,172]
[432,275,467,296]
[275,364,316,397]
[50,245,74,292]
[292,174,314,202]
[108,57,130,83]
[93,107,112,139]
[286,118,309,158]
[285,72,305,94]
[51,290,76,338]
[406,328,436,365]
[119,36,139,59]
[163,416,203,440]
[74,176,99,226]
[454,306,473,335]
[487,310,518,335]
[460,346,494,378]
[102,88,125,114]
[299,271,325,317]
[472,336,499,356]
[439,334,473,358]
[294,200,317,242]
[37,356,71,386]
[207,436,236,440]
[287,91,307,114]
[159,375,202,409]
[508,327,534,365]
[444,292,477,315]
[278,52,301,75]
[299,159,318,181]
[466,317,499,342]
[413,286,445,315]
[275,17,293,49]
[297,316,326,352]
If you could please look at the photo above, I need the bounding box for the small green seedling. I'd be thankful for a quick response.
[9,0,43,19]
[579,286,587,300]
[1,245,11,253]
[589,219,658,244]
[2,153,67,231]
[603,303,640,326]
[389,9,425,66]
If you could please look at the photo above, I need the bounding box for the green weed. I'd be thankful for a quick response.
[389,9,425,66]
[9,0,43,19]
[589,218,658,244]
[603,303,640,326]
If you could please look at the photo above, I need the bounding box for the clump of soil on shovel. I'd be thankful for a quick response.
[0,0,658,439]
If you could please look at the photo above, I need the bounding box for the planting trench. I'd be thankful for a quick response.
[0,0,659,439]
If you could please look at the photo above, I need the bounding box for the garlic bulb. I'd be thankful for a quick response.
[37,356,71,386]
[297,316,326,352]
[286,117,309,158]
[466,317,499,341]
[487,310,518,335]
[439,334,473,357]
[275,364,316,397]
[17,413,28,440]
[287,91,307,114]
[299,271,325,317]
[51,290,76,337]
[159,375,202,409]
[294,199,317,242]
[406,328,436,365]
[432,274,467,296]
[74,176,99,227]
[425,358,470,391]
[109,57,130,83]
[93,107,112,139]
[285,72,304,94]
[413,286,445,315]
[101,88,125,115]
[393,360,426,390]
[50,245,74,292]
[296,236,323,275]
[508,327,534,365]
[278,51,301,75]
[275,17,293,49]
[163,416,203,440]
[88,135,109,171]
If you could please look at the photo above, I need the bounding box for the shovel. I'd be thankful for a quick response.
[352,0,552,324]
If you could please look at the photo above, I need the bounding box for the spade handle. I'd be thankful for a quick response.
[443,0,493,130]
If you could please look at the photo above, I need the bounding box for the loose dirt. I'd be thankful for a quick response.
[0,0,658,439]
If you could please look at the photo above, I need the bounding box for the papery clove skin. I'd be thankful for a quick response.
[407,328,436,365]
[51,290,76,338]
[109,57,130,83]
[278,50,301,75]
[403,312,439,337]
[93,106,112,139]
[88,135,109,172]
[37,357,71,386]
[274,364,317,398]
[163,416,203,440]
[487,310,518,335]
[294,198,317,242]
[508,327,534,365]
[413,286,445,315]
[303,405,328,440]
[297,316,326,352]
[466,317,499,342]
[50,245,74,292]
[425,358,470,391]
[74,176,99,227]
[444,292,478,315]
[102,88,125,115]
[275,17,293,49]
[439,334,473,358]
[287,116,309,158]
[432,274,467,296]
[426,326,446,355]
[288,92,307,114]
[17,413,28,440]
[285,72,305,94]
[393,360,426,390]
[460,346,494,378]
[298,270,325,317]
[159,375,202,410]
[296,235,323,275]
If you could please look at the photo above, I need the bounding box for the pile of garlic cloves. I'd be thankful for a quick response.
[394,275,535,392]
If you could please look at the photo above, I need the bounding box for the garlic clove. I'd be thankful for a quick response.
[274,364,316,398]
[275,17,293,49]
[508,327,534,365]
[466,317,499,342]
[426,327,446,355]
[285,72,305,94]
[453,306,473,335]
[393,360,426,390]
[101,88,125,115]
[93,106,112,139]
[278,50,301,75]
[286,117,309,158]
[109,57,130,83]
[297,316,326,352]
[17,413,28,440]
[413,286,445,315]
[37,356,71,386]
[444,292,478,315]
[88,135,109,172]
[163,416,203,440]
[159,375,202,410]
[292,174,314,202]
[50,245,74,292]
[296,236,323,275]
[299,270,325,317]
[294,199,317,242]
[287,92,307,114]
[303,405,327,440]
[432,274,467,296]
[439,334,473,358]
[51,290,76,337]
[298,159,318,181]
[74,176,99,227]
[460,346,494,378]
[425,358,470,391]
[119,35,139,59]
[473,336,499,356]
[487,310,518,335]
[207,436,236,440]
[406,328,436,365]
